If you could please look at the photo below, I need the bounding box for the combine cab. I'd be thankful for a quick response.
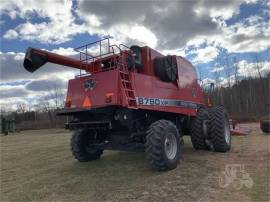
[23,38,231,171]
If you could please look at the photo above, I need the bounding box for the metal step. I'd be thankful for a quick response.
[119,65,137,108]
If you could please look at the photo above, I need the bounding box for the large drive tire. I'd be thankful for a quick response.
[145,120,181,171]
[260,119,270,134]
[190,108,211,150]
[71,129,103,162]
[209,106,231,152]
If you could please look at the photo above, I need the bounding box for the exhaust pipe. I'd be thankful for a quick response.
[23,47,88,73]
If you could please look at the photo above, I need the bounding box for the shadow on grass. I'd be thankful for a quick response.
[11,139,214,201]
[62,151,158,181]
[62,139,210,179]
[54,136,216,193]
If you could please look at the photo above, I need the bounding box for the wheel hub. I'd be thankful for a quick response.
[164,133,177,160]
[224,120,231,144]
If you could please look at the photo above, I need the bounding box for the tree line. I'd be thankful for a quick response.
[206,76,269,120]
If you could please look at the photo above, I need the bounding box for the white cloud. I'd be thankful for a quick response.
[3,29,18,39]
[192,46,219,64]
[2,0,86,44]
[0,49,80,109]
[77,1,219,49]
[186,38,207,48]
[2,0,266,54]
[184,12,270,54]
[51,47,78,56]
[202,77,215,86]
[129,25,157,48]
[211,66,224,73]
[162,48,186,57]
[195,1,242,20]
[0,50,79,83]
[4,21,86,44]
[0,0,73,22]
[107,24,158,48]
[76,0,259,51]
[237,60,270,77]
[220,15,270,53]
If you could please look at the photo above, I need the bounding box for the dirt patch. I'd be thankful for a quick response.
[0,124,269,201]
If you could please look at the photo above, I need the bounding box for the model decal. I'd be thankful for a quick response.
[137,97,201,109]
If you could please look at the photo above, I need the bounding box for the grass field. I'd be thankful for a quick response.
[0,123,269,202]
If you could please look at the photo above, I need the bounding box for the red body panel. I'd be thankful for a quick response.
[66,70,121,108]
[65,46,205,117]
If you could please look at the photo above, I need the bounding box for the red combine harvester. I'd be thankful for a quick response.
[23,38,231,171]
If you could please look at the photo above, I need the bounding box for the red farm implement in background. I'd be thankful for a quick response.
[23,38,231,171]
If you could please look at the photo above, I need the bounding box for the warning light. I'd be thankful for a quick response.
[105,93,113,103]
[82,96,91,108]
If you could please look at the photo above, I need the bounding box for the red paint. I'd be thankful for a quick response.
[31,48,87,70]
[65,46,205,117]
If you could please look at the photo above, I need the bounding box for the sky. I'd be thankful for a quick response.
[0,0,269,111]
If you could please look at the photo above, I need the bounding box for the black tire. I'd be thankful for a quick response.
[145,120,181,171]
[190,108,211,150]
[209,106,231,152]
[71,129,103,162]
[260,120,270,134]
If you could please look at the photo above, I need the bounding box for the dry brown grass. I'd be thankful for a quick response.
[0,123,269,201]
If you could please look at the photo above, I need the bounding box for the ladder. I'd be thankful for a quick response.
[118,54,137,108]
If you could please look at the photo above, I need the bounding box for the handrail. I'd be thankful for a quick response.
[75,38,110,51]
[74,38,134,76]
[109,44,121,54]
[119,44,130,50]
[75,38,131,61]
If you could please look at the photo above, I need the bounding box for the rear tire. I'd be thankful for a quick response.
[145,120,181,171]
[260,120,270,134]
[209,106,231,152]
[71,129,103,162]
[190,108,210,150]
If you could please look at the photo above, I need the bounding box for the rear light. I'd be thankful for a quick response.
[105,93,114,103]
[65,99,71,108]
[207,97,212,107]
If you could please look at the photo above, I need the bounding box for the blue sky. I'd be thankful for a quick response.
[0,0,269,110]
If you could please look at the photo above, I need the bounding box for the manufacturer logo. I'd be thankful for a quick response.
[84,79,96,90]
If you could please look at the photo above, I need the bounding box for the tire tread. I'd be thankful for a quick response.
[209,106,231,152]
[145,120,180,171]
[190,108,210,150]
[71,130,103,162]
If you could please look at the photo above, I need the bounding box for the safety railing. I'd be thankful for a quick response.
[74,38,132,75]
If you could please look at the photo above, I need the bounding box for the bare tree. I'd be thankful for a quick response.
[254,53,262,80]
[46,82,65,110]
[224,54,231,88]
[232,57,239,85]
[16,102,27,114]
